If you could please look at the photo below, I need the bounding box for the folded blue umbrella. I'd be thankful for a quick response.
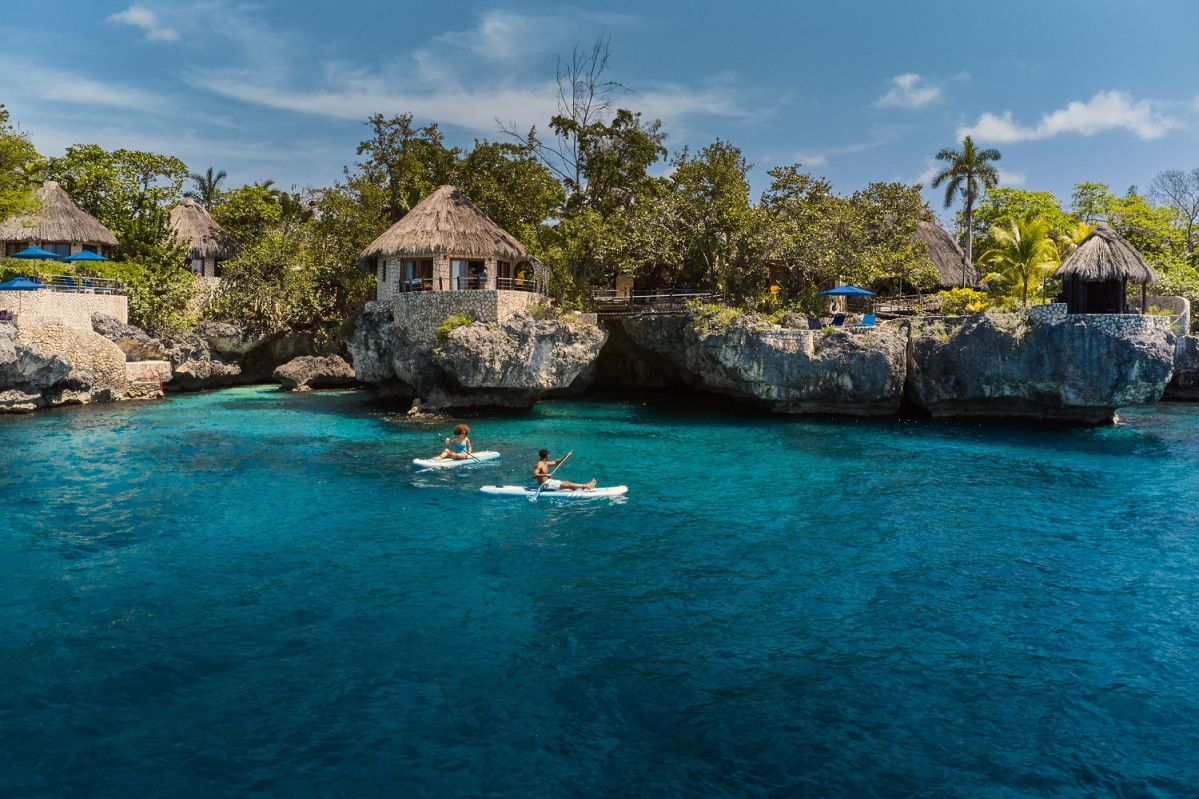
[0,276,48,290]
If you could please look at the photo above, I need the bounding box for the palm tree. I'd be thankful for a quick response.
[980,216,1058,306]
[186,167,227,208]
[930,135,1001,268]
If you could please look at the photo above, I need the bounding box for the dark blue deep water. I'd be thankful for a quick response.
[3,387,1199,797]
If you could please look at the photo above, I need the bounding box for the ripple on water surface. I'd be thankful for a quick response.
[2,387,1199,796]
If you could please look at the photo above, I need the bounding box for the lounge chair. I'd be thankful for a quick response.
[830,313,846,327]
[62,276,80,291]
[854,314,877,327]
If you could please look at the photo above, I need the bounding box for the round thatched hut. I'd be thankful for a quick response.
[0,181,119,258]
[913,220,980,289]
[359,185,541,301]
[169,198,235,278]
[1051,225,1157,314]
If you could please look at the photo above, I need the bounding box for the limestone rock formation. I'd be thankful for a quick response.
[91,313,165,361]
[162,331,243,390]
[1,320,169,412]
[604,314,908,416]
[162,322,321,390]
[1165,335,1199,400]
[347,306,608,409]
[908,313,1175,424]
[274,355,357,391]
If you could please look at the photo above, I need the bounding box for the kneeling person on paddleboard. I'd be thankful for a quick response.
[534,449,596,491]
[434,424,473,460]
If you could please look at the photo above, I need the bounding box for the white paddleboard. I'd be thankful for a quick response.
[413,451,501,468]
[479,485,628,499]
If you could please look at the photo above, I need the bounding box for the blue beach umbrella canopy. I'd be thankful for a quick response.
[0,276,48,290]
[61,249,110,262]
[817,284,876,296]
[10,246,62,260]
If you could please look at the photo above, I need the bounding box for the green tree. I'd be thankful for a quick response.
[980,215,1058,306]
[355,113,459,224]
[930,135,1001,266]
[455,140,564,253]
[966,187,1071,255]
[0,104,40,221]
[186,167,227,208]
[211,184,283,247]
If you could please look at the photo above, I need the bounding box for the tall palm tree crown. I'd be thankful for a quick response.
[930,135,1001,267]
[981,215,1058,306]
[185,167,227,209]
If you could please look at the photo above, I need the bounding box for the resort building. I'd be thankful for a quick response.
[359,185,543,302]
[169,198,234,279]
[913,220,981,289]
[1053,225,1156,315]
[0,181,119,258]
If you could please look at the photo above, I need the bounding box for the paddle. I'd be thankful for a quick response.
[530,451,571,502]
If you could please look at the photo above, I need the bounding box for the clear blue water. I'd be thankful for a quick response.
[3,387,1199,797]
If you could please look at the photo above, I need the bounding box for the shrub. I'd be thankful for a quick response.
[937,287,990,315]
[436,313,473,340]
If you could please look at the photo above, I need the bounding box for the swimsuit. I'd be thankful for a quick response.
[452,441,468,453]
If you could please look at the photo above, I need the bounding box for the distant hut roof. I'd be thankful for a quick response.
[1051,224,1157,285]
[914,220,979,288]
[170,198,234,260]
[359,185,531,269]
[0,181,119,247]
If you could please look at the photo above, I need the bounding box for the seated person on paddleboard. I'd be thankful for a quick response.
[533,449,596,491]
[434,424,473,460]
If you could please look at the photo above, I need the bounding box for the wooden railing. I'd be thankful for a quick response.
[588,288,723,314]
[30,273,125,294]
[396,276,545,294]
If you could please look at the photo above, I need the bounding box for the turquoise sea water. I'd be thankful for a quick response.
[3,386,1199,796]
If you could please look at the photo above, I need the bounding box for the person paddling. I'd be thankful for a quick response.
[533,449,596,491]
[433,424,473,461]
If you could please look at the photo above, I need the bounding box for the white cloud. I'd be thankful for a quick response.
[959,90,1178,143]
[914,159,939,186]
[999,170,1026,187]
[187,10,764,134]
[0,57,168,113]
[876,73,941,109]
[107,5,180,42]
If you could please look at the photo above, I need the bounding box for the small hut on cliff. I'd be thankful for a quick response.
[914,220,980,289]
[169,198,235,278]
[0,181,119,258]
[358,185,541,301]
[1052,224,1157,314]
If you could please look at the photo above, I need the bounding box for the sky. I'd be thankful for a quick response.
[4,0,1199,228]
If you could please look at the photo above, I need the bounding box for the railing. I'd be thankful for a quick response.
[396,276,545,294]
[30,274,125,294]
[588,288,722,313]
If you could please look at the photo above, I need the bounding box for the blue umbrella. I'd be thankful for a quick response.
[61,250,110,262]
[818,284,876,296]
[0,276,48,290]
[10,246,62,260]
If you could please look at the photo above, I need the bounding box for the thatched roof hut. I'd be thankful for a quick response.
[170,198,234,261]
[1051,225,1156,314]
[914,220,979,288]
[0,181,119,255]
[359,185,531,269]
[1051,225,1157,284]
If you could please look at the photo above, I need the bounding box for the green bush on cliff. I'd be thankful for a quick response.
[938,288,990,315]
[436,314,473,340]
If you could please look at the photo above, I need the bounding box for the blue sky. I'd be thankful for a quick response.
[4,1,1199,227]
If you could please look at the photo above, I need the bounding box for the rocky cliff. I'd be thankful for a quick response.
[1,318,173,413]
[348,306,607,409]
[1165,335,1199,400]
[907,312,1175,424]
[601,313,909,415]
[161,322,321,391]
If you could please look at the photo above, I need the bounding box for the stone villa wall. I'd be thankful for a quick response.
[2,291,128,330]
[16,321,128,396]
[1145,294,1190,333]
[1026,303,1172,335]
[392,290,542,341]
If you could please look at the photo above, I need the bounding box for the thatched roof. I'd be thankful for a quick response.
[914,220,979,288]
[170,198,234,260]
[0,181,119,247]
[359,185,531,269]
[1051,224,1157,285]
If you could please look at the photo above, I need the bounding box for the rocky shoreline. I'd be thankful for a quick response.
[1,303,1192,425]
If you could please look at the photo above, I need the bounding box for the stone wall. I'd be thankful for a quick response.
[392,289,541,341]
[2,291,128,329]
[1027,303,1068,325]
[1145,294,1190,333]
[1069,313,1171,336]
